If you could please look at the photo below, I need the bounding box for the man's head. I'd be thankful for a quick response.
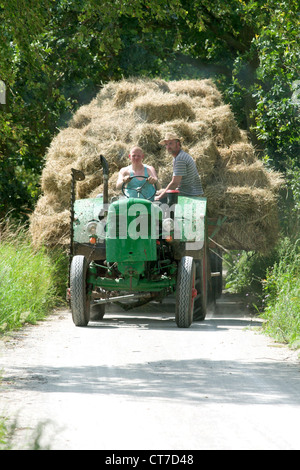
[129,146,144,162]
[159,132,182,156]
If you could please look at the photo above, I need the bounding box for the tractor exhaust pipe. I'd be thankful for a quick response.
[100,154,109,205]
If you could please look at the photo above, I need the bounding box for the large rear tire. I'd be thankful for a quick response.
[175,256,196,328]
[70,255,90,327]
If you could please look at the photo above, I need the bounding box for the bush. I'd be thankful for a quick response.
[261,238,300,346]
[224,249,278,300]
[224,236,300,347]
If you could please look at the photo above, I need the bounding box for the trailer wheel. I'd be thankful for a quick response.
[193,255,207,321]
[210,250,223,299]
[175,256,196,328]
[70,255,91,326]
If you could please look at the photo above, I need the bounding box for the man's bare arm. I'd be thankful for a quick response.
[116,168,130,189]
[155,175,182,200]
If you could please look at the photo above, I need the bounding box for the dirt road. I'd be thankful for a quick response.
[1,294,300,450]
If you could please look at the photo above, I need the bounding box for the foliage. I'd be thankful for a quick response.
[0,222,68,333]
[0,419,7,449]
[224,237,300,347]
[0,0,299,220]
[286,168,300,216]
[252,2,300,171]
[0,415,50,449]
[0,418,12,450]
[0,1,54,218]
[261,238,300,346]
[277,169,300,240]
[224,249,278,299]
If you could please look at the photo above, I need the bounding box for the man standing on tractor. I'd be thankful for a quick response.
[116,146,158,200]
[155,132,203,201]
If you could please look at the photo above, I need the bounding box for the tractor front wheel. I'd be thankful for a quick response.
[175,256,196,328]
[70,255,91,327]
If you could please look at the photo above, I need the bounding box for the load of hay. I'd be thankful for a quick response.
[30,77,284,252]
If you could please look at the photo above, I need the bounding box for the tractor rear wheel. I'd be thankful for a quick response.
[70,255,91,326]
[175,256,196,328]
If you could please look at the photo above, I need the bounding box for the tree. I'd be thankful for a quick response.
[0,0,53,218]
[0,0,299,219]
[252,3,300,171]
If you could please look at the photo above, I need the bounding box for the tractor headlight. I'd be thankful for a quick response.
[162,218,174,232]
[86,221,98,235]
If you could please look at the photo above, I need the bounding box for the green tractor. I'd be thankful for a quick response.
[68,155,222,328]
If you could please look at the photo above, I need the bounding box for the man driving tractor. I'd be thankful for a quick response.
[116,146,158,201]
[116,135,203,202]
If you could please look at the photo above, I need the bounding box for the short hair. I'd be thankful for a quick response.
[130,146,144,155]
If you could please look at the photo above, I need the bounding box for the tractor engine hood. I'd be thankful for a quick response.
[106,198,159,267]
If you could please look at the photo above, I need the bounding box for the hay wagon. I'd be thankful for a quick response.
[67,156,224,328]
[30,78,282,259]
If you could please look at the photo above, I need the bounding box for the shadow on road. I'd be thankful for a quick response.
[3,354,300,407]
[2,294,300,411]
[88,292,262,331]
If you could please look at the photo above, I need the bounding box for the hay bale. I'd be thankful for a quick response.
[195,105,241,145]
[97,78,169,108]
[214,219,278,253]
[169,78,222,105]
[204,184,227,216]
[219,142,257,165]
[220,186,277,219]
[112,78,170,108]
[192,140,221,185]
[76,173,102,200]
[132,91,196,123]
[159,120,195,144]
[30,77,283,252]
[41,161,73,206]
[87,170,121,200]
[68,104,93,129]
[82,112,132,143]
[130,123,162,154]
[46,127,83,161]
[266,169,285,191]
[223,161,270,188]
[188,120,213,142]
[157,163,173,187]
[81,140,129,173]
[34,194,66,216]
[143,151,166,170]
[30,210,70,247]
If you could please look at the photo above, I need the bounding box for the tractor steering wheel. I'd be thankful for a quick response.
[122,175,157,201]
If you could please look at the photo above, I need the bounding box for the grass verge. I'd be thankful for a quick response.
[224,237,300,349]
[0,222,68,333]
[260,238,300,348]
